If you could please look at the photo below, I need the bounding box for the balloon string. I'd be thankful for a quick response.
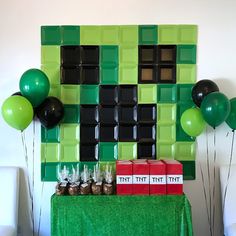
[200,162,212,235]
[206,127,212,235]
[37,181,45,236]
[212,128,217,236]
[223,130,235,211]
[37,129,47,236]
[21,131,33,235]
[32,121,35,236]
[197,136,212,236]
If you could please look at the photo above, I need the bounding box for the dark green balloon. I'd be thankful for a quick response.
[226,98,236,130]
[19,69,50,107]
[201,92,230,128]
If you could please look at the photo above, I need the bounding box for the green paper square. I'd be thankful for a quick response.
[41,162,58,181]
[119,64,138,84]
[49,85,61,99]
[156,143,175,160]
[177,45,196,64]
[41,26,61,45]
[63,105,80,123]
[41,143,60,162]
[157,84,177,103]
[119,26,138,45]
[41,64,60,85]
[60,124,80,142]
[100,46,118,65]
[177,64,196,84]
[101,26,119,45]
[61,25,80,45]
[180,161,196,180]
[158,25,179,44]
[139,25,158,45]
[177,84,194,103]
[41,46,60,65]
[99,142,118,161]
[80,26,101,45]
[178,25,197,44]
[175,142,196,161]
[157,124,176,143]
[157,104,176,124]
[118,142,137,160]
[80,85,99,104]
[138,84,157,104]
[101,65,118,84]
[60,142,80,162]
[176,121,195,142]
[41,126,60,143]
[61,85,80,104]
[119,45,138,64]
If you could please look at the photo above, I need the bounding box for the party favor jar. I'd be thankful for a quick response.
[103,164,114,195]
[68,165,80,196]
[91,164,103,195]
[55,165,69,195]
[80,165,92,195]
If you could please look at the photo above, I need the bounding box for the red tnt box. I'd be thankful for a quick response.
[148,160,166,195]
[163,160,183,195]
[132,160,149,195]
[116,161,133,195]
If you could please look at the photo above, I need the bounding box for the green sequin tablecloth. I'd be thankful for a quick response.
[51,194,193,236]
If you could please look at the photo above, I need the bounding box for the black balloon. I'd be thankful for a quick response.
[36,97,64,128]
[192,80,219,107]
[12,91,22,96]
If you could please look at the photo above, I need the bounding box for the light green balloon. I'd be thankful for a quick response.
[181,107,206,137]
[1,95,34,131]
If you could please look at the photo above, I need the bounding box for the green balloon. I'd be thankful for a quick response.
[1,95,33,131]
[226,97,236,130]
[181,107,206,137]
[19,69,50,107]
[201,92,230,128]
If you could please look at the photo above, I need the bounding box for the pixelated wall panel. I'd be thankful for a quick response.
[40,24,197,181]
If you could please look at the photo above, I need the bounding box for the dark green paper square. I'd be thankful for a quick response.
[63,105,80,123]
[61,26,80,45]
[180,161,196,180]
[41,26,61,45]
[99,142,118,161]
[177,45,196,64]
[139,25,158,45]
[41,125,60,143]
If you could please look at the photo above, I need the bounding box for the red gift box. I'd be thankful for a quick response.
[116,160,133,195]
[148,160,166,195]
[132,160,149,195]
[163,160,183,195]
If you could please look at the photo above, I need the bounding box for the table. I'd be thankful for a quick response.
[51,194,193,236]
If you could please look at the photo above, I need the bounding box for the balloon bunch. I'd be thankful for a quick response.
[1,69,64,130]
[180,79,236,137]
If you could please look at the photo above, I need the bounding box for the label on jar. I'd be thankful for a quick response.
[61,182,67,187]
[81,183,88,188]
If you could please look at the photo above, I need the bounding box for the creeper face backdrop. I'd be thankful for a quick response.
[40,25,197,181]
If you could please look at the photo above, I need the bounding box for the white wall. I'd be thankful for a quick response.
[0,0,236,235]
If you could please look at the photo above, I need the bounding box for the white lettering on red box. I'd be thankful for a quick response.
[167,175,183,184]
[150,175,166,185]
[116,175,132,184]
[133,175,149,184]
